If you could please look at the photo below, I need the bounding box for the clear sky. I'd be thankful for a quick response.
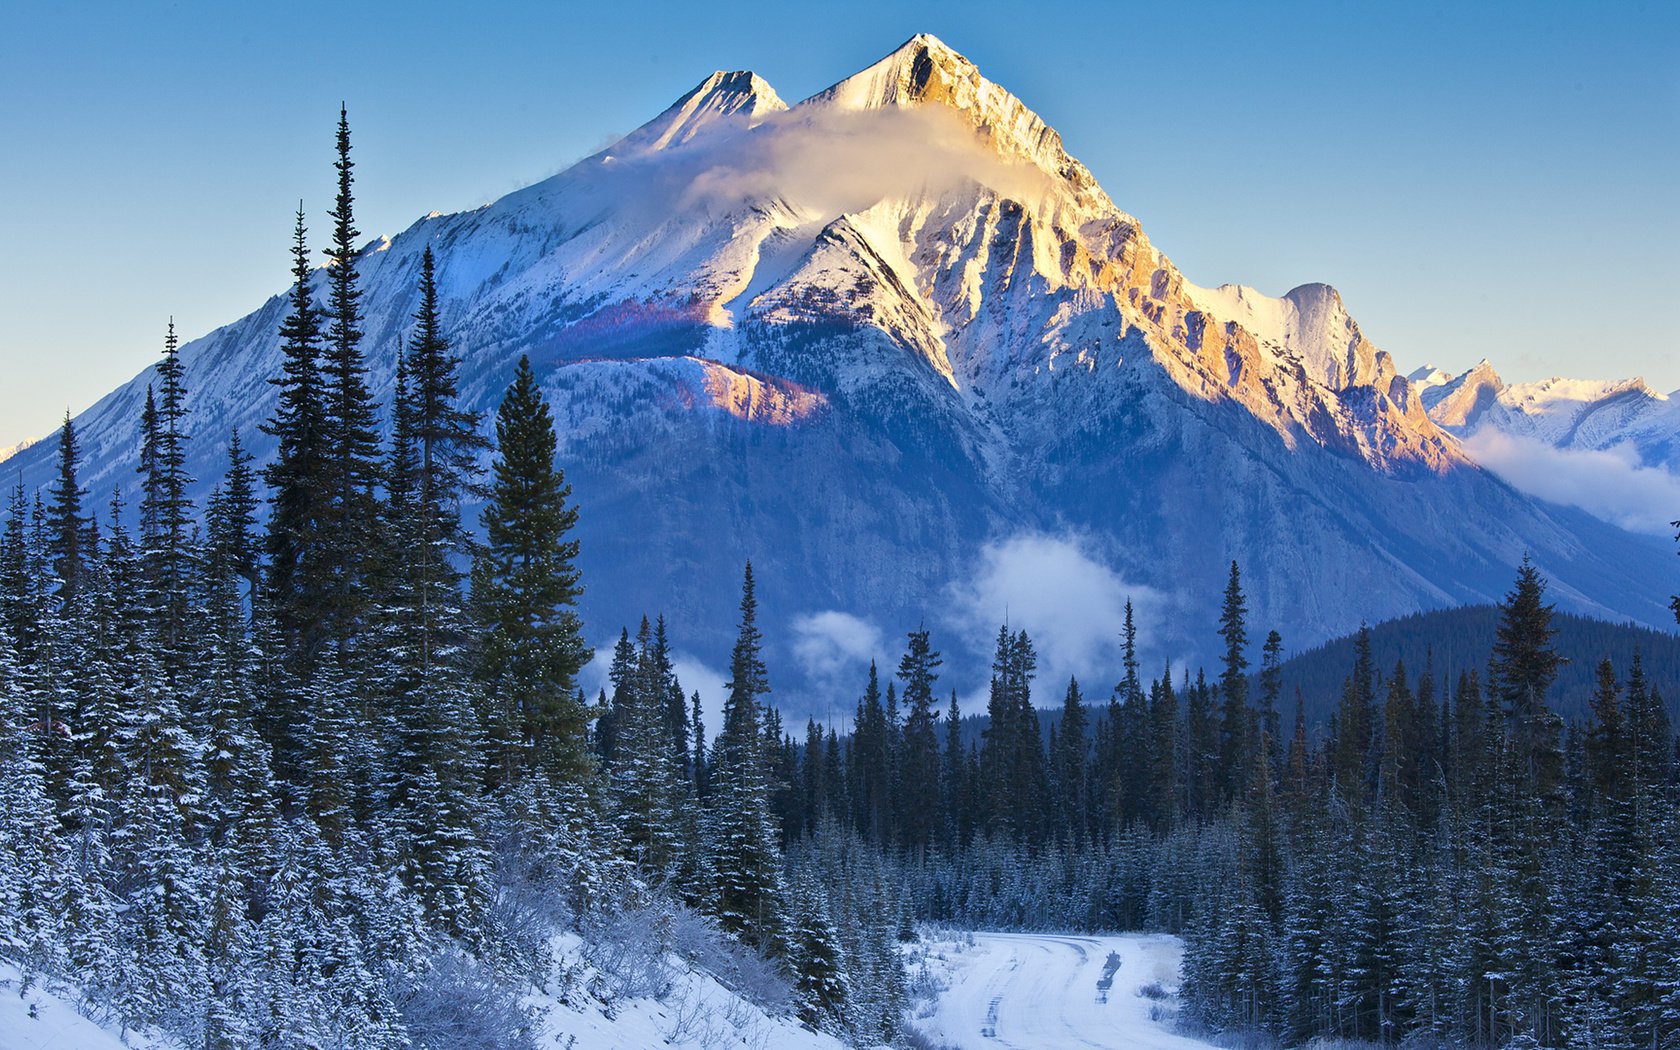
[2,0,1676,452]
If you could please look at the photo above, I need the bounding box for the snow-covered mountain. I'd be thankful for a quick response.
[1412,360,1680,468]
[1406,360,1680,536]
[2,34,1672,705]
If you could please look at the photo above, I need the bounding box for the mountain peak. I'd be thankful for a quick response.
[1425,358,1506,423]
[1283,282,1344,311]
[614,69,786,155]
[1464,358,1502,383]
[1407,363,1455,393]
[886,32,965,67]
[801,34,1098,192]
[810,33,973,111]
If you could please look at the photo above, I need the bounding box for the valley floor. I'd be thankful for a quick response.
[908,931,1216,1050]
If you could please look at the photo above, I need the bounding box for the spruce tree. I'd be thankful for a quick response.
[0,483,35,658]
[1260,629,1284,772]
[653,615,691,783]
[205,429,259,604]
[1330,624,1378,809]
[690,689,709,798]
[1149,663,1179,831]
[264,202,329,666]
[1054,676,1089,848]
[850,661,889,840]
[318,104,382,655]
[137,320,195,666]
[1217,560,1251,804]
[607,618,681,872]
[372,318,490,932]
[896,627,942,858]
[475,355,590,788]
[787,874,850,1030]
[942,689,968,849]
[1491,556,1564,801]
[981,626,1045,843]
[46,411,90,602]
[703,563,784,949]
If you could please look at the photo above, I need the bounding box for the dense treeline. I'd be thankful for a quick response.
[753,562,1680,1048]
[0,110,903,1049]
[1271,602,1680,726]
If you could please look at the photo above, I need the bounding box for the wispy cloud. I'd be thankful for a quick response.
[1460,429,1680,535]
[612,103,1059,222]
[792,610,887,695]
[945,532,1167,703]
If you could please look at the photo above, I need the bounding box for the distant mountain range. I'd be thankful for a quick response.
[1405,360,1680,535]
[1412,361,1679,467]
[2,34,1673,713]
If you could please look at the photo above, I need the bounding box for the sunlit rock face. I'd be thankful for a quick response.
[6,34,1670,707]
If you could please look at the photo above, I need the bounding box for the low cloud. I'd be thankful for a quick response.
[945,533,1167,703]
[1460,429,1680,535]
[792,610,886,687]
[670,653,729,745]
[610,103,1060,226]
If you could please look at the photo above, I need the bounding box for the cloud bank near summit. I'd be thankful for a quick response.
[613,102,1060,222]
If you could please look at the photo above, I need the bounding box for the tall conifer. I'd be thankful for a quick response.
[704,563,784,948]
[475,355,590,788]
[319,104,381,655]
[264,203,328,665]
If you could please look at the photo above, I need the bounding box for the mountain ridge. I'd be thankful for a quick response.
[2,34,1672,711]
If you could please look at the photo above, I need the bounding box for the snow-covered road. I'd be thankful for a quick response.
[911,931,1217,1050]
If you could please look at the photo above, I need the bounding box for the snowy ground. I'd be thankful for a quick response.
[527,931,847,1050]
[0,943,844,1050]
[5,933,1208,1050]
[907,931,1217,1050]
[0,963,173,1050]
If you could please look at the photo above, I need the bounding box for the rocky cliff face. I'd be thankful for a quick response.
[4,34,1670,707]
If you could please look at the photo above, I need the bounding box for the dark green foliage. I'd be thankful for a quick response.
[263,203,330,669]
[603,619,681,872]
[980,626,1046,844]
[317,105,383,655]
[895,627,942,857]
[703,563,785,949]
[474,355,590,788]
[848,662,893,842]
[1216,561,1250,804]
[1270,602,1680,726]
[137,321,196,667]
[46,412,90,603]
[1052,677,1088,848]
[205,430,259,601]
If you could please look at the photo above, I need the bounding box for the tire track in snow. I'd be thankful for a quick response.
[915,931,1218,1050]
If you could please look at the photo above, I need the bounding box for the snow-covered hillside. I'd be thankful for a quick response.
[1,938,849,1050]
[2,33,1672,706]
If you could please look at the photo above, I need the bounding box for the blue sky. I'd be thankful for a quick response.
[2,0,1676,450]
